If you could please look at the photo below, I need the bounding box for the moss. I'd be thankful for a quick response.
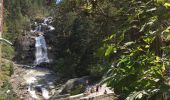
[70,84,85,95]
[2,44,14,60]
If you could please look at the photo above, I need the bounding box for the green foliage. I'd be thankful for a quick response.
[3,0,49,42]
[50,0,116,78]
[0,60,14,99]
[2,44,14,60]
[101,0,170,99]
[0,81,18,100]
[104,50,166,99]
[89,64,108,79]
[0,60,14,79]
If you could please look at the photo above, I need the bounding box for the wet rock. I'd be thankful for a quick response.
[35,85,43,93]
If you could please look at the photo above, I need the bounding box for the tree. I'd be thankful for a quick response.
[102,0,170,99]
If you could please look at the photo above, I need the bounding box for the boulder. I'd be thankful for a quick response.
[60,76,90,95]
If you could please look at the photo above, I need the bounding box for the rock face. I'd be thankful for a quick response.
[13,33,35,65]
[61,76,90,94]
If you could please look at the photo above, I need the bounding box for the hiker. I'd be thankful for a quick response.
[104,89,107,94]
[96,84,99,94]
[84,80,91,96]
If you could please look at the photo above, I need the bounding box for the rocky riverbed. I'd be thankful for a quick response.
[10,64,59,99]
[10,64,115,100]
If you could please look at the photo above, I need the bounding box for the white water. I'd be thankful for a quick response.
[24,68,57,99]
[35,35,49,65]
[48,25,55,31]
[56,0,62,4]
[42,88,50,99]
[32,17,55,65]
[26,77,39,99]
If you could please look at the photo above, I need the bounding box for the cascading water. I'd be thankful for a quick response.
[32,17,55,66]
[26,77,38,99]
[56,0,62,4]
[35,34,49,65]
[26,17,55,99]
[42,87,50,99]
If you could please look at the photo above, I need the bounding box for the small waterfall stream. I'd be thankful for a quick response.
[32,17,55,65]
[25,17,55,99]
[35,34,49,65]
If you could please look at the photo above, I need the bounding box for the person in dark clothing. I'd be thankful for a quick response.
[96,84,99,92]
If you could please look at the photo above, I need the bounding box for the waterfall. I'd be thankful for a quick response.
[35,34,49,65]
[43,18,48,25]
[24,17,55,99]
[31,17,55,65]
[36,25,42,32]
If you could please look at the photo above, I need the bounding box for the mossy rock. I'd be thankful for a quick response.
[70,84,85,95]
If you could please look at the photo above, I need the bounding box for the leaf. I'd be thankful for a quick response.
[146,7,157,12]
[124,41,135,47]
[155,56,160,62]
[135,92,143,99]
[156,0,166,3]
[162,26,170,33]
[126,91,148,100]
[140,23,147,32]
[164,3,170,8]
[103,34,115,42]
[145,45,150,48]
[143,36,154,44]
[105,45,115,56]
[154,79,160,82]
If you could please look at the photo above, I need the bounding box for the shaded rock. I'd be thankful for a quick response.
[13,33,35,64]
[35,85,43,93]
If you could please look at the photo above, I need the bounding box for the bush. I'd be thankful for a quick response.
[2,44,14,60]
[0,59,14,87]
[0,81,18,100]
[104,51,167,99]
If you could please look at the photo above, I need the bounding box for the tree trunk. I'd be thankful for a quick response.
[0,0,4,68]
